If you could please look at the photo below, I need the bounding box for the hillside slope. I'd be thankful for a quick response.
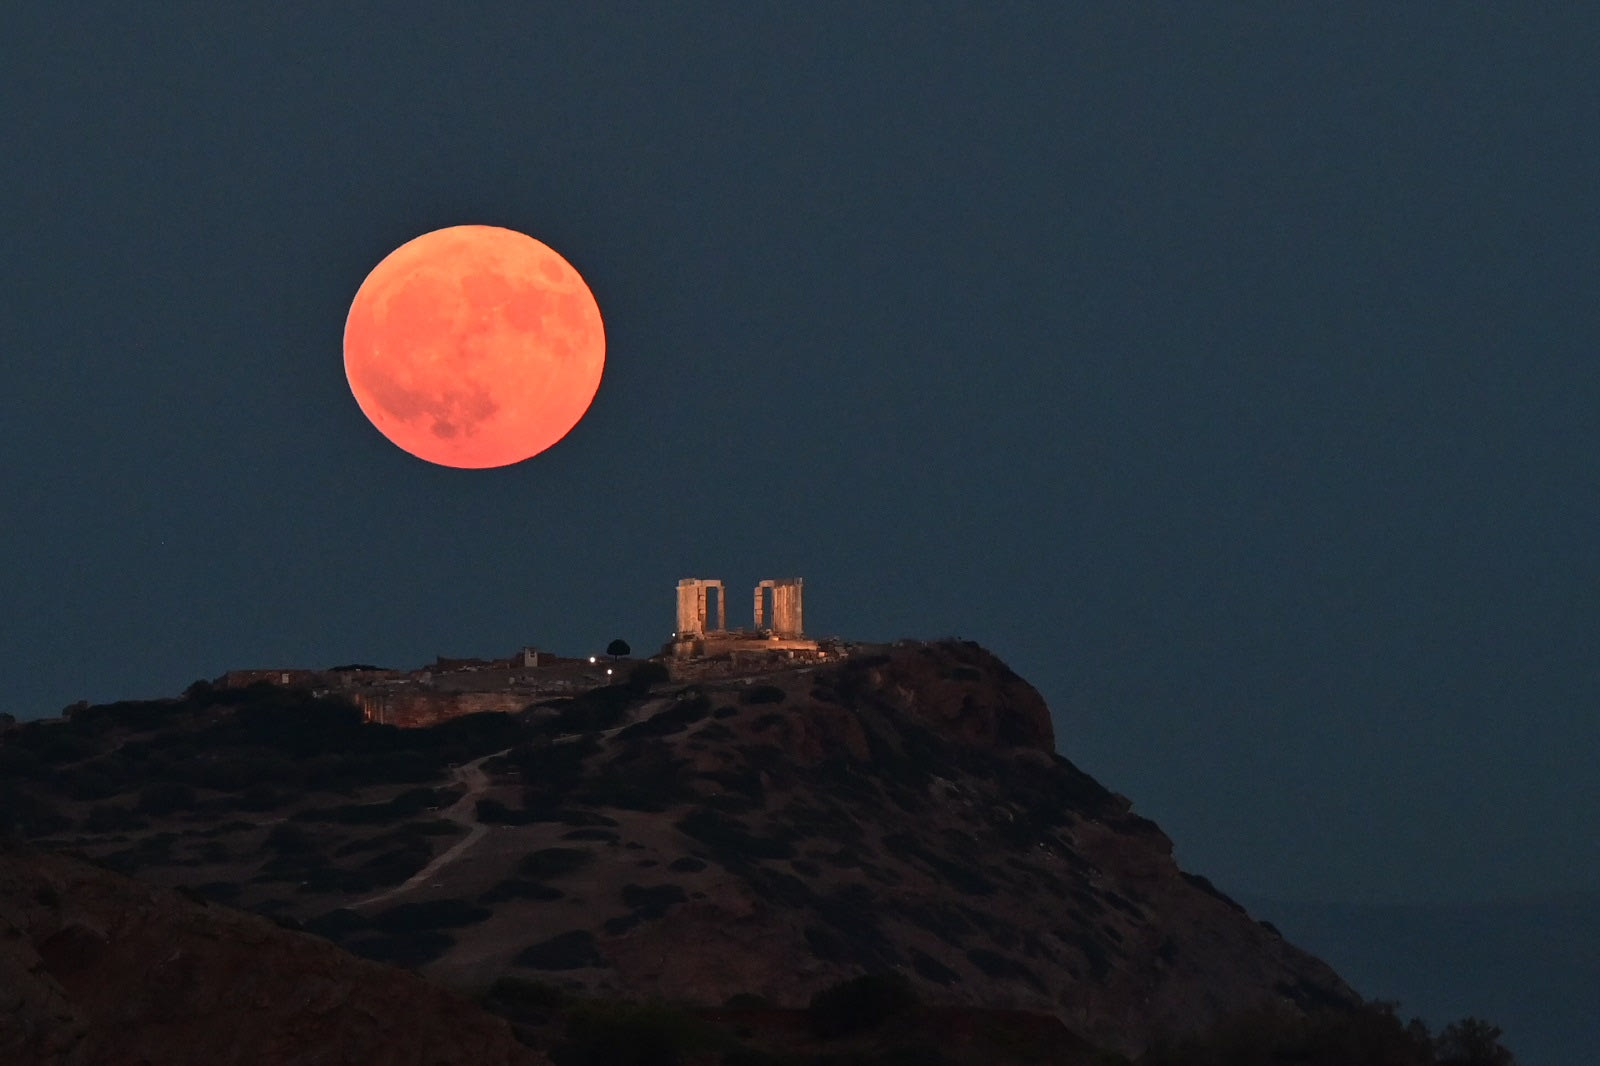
[1,640,1357,1056]
[0,839,544,1065]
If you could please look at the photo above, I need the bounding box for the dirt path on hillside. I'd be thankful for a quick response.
[353,747,511,909]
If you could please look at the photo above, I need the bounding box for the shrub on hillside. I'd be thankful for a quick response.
[83,804,146,833]
[674,808,795,861]
[516,930,602,970]
[370,898,491,932]
[553,685,636,732]
[554,999,718,1066]
[519,847,594,879]
[483,975,571,1011]
[136,781,196,815]
[1139,1001,1517,1066]
[626,661,670,693]
[807,972,918,1038]
[614,697,708,741]
[0,787,70,836]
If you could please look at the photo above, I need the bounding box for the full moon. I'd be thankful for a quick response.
[343,225,605,468]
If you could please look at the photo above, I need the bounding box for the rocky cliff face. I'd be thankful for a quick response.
[0,841,545,1065]
[1,640,1358,1058]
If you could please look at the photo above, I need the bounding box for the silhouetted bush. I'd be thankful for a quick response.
[483,975,571,1011]
[348,839,433,889]
[476,797,527,823]
[554,685,636,732]
[1180,871,1247,913]
[1435,1017,1517,1066]
[136,781,196,815]
[881,833,995,896]
[516,930,602,970]
[304,907,370,939]
[234,784,285,812]
[519,847,594,879]
[346,930,455,968]
[10,726,96,765]
[479,878,564,903]
[0,744,44,778]
[294,786,457,824]
[620,882,687,912]
[627,661,670,693]
[59,765,130,802]
[1139,1001,1511,1066]
[0,786,70,836]
[577,742,692,811]
[177,754,299,792]
[721,992,774,1009]
[807,972,918,1038]
[370,898,491,932]
[560,827,619,843]
[265,823,318,853]
[68,699,177,733]
[675,809,794,861]
[908,948,959,985]
[84,804,145,833]
[513,735,600,797]
[615,698,708,741]
[554,999,718,1066]
[191,881,241,903]
[964,947,1044,991]
[740,685,786,705]
[420,711,525,758]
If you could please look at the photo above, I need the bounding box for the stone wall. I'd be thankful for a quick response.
[353,688,534,728]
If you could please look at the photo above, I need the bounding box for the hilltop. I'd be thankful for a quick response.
[1,639,1470,1063]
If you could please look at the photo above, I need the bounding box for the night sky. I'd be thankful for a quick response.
[5,7,1598,913]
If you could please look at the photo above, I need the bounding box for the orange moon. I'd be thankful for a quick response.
[343,225,605,468]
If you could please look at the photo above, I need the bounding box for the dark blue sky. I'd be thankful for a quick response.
[4,6,1597,907]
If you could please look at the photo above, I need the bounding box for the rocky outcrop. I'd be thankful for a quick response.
[0,841,544,1066]
[833,641,1056,752]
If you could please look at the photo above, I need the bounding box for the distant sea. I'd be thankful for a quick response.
[1240,891,1600,1066]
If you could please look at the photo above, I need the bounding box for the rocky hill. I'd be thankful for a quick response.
[0,840,544,1065]
[0,640,1359,1059]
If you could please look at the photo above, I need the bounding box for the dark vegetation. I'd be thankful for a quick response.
[292,785,461,824]
[299,896,490,968]
[517,929,603,970]
[807,973,918,1038]
[519,846,594,879]
[472,981,1517,1066]
[1141,1002,1518,1066]
[0,683,533,836]
[551,999,721,1066]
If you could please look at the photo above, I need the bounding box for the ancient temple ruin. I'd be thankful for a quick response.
[675,578,726,638]
[670,576,817,662]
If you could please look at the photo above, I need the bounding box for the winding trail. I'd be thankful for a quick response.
[354,747,511,909]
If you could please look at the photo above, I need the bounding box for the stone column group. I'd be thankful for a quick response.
[676,577,804,638]
[753,578,804,638]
